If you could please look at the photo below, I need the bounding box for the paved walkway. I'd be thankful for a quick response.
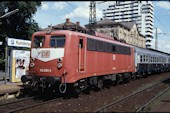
[0,82,23,95]
[0,71,23,96]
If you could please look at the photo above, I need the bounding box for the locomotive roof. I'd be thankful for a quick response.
[33,29,134,48]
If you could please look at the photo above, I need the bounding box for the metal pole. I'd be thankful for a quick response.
[155,27,158,50]
[4,37,8,84]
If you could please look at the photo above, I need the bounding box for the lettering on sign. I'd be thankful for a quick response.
[40,69,52,72]
[38,50,50,58]
[8,38,31,48]
[41,50,50,58]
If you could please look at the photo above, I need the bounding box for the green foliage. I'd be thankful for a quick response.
[0,1,42,41]
[0,1,42,60]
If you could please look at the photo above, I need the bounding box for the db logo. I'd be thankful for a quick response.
[41,50,50,58]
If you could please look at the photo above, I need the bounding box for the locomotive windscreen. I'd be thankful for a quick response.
[33,36,45,48]
[50,36,65,47]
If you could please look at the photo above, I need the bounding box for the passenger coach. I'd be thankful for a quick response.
[134,46,170,77]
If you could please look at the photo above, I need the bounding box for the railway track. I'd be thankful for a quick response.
[0,93,62,113]
[94,77,170,112]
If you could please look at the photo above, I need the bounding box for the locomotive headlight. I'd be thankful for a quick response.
[31,57,35,62]
[30,63,35,68]
[57,58,63,63]
[57,63,62,69]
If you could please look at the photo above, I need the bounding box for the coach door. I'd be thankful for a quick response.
[78,37,86,73]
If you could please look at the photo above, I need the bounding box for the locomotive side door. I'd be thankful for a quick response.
[78,36,86,73]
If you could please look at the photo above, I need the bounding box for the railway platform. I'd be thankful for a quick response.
[0,82,23,100]
[0,71,23,100]
[150,94,170,112]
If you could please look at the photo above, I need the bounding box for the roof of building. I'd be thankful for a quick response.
[41,18,87,33]
[120,21,135,30]
[85,19,134,31]
[85,19,145,38]
[96,19,116,25]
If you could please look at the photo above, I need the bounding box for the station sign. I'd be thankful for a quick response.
[7,38,31,48]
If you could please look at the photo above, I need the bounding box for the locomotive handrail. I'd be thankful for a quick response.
[78,44,81,73]
[59,70,67,93]
[84,45,87,72]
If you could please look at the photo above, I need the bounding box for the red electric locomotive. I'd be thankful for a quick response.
[21,29,135,93]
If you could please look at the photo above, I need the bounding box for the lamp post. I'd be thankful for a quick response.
[0,9,19,19]
[0,9,19,84]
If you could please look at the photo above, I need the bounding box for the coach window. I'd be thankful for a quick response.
[87,38,96,51]
[112,45,116,52]
[126,47,131,55]
[146,55,148,62]
[152,57,153,62]
[105,42,112,52]
[149,56,151,62]
[97,40,104,52]
[159,58,161,63]
[140,55,143,62]
[33,36,45,48]
[143,55,146,62]
[50,36,65,47]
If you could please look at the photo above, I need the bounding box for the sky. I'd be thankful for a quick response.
[33,1,170,53]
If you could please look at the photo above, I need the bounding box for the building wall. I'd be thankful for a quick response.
[103,1,154,48]
[96,25,146,48]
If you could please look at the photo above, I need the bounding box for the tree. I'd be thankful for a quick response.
[0,1,42,41]
[0,1,41,69]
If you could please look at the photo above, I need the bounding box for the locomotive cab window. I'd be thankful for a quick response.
[50,36,65,47]
[87,38,96,51]
[79,38,83,48]
[33,36,45,48]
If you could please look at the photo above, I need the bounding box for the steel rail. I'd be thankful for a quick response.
[7,97,62,113]
[94,77,169,112]
[0,96,34,106]
[136,87,170,112]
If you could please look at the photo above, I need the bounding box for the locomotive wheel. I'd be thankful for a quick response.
[131,73,136,80]
[75,87,81,94]
[143,72,148,78]
[112,81,117,86]
[94,79,103,91]
[97,79,103,89]
[117,75,123,84]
